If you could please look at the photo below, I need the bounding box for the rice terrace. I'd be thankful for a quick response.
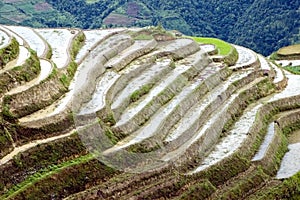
[0,24,300,199]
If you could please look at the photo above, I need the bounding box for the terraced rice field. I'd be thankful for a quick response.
[0,25,300,200]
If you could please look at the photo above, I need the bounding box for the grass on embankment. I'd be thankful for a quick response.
[191,37,233,56]
[283,65,300,75]
[2,154,94,200]
[190,36,238,66]
[0,38,19,68]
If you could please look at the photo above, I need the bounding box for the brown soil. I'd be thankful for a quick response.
[3,0,23,3]
[288,129,300,144]
[34,2,52,12]
[103,13,137,26]
[127,2,140,18]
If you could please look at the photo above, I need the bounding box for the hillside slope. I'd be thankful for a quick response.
[0,24,300,199]
[0,0,299,56]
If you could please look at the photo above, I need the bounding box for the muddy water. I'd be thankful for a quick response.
[1,26,24,46]
[6,26,46,57]
[277,143,300,179]
[191,104,262,174]
[76,28,124,62]
[270,62,284,84]
[269,71,300,101]
[165,70,251,142]
[111,59,171,111]
[115,64,192,127]
[277,130,300,178]
[252,122,275,161]
[234,45,257,66]
[79,71,120,115]
[105,73,208,152]
[36,28,77,68]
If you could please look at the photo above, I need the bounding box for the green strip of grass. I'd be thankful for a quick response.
[284,66,300,75]
[190,37,233,56]
[2,154,94,200]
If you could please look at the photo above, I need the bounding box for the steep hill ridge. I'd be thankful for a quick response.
[0,25,300,199]
[0,0,299,56]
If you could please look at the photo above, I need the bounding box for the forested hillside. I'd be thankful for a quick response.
[0,0,299,55]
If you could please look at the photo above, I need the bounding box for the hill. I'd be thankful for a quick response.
[0,24,300,199]
[0,0,299,56]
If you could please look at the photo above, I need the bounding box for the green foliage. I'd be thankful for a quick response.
[130,84,153,102]
[251,172,300,199]
[179,180,216,200]
[1,0,299,55]
[223,46,239,66]
[103,113,116,125]
[2,157,116,200]
[2,154,94,199]
[104,127,118,145]
[1,50,40,118]
[59,32,85,87]
[283,66,300,75]
[133,34,154,40]
[59,73,68,87]
[191,37,233,56]
[0,126,13,157]
[282,121,300,136]
[70,31,85,59]
[2,95,14,120]
[0,132,90,194]
[218,167,269,199]
[0,38,19,67]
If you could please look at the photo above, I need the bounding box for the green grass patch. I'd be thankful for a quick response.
[178,179,216,200]
[133,34,154,40]
[0,38,19,67]
[104,127,118,145]
[70,31,85,60]
[191,37,233,56]
[130,84,153,102]
[269,52,280,60]
[284,66,300,75]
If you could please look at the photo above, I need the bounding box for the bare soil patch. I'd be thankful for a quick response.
[127,2,140,17]
[3,0,23,3]
[34,2,52,12]
[103,13,136,26]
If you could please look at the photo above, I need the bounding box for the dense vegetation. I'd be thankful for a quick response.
[0,0,299,55]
